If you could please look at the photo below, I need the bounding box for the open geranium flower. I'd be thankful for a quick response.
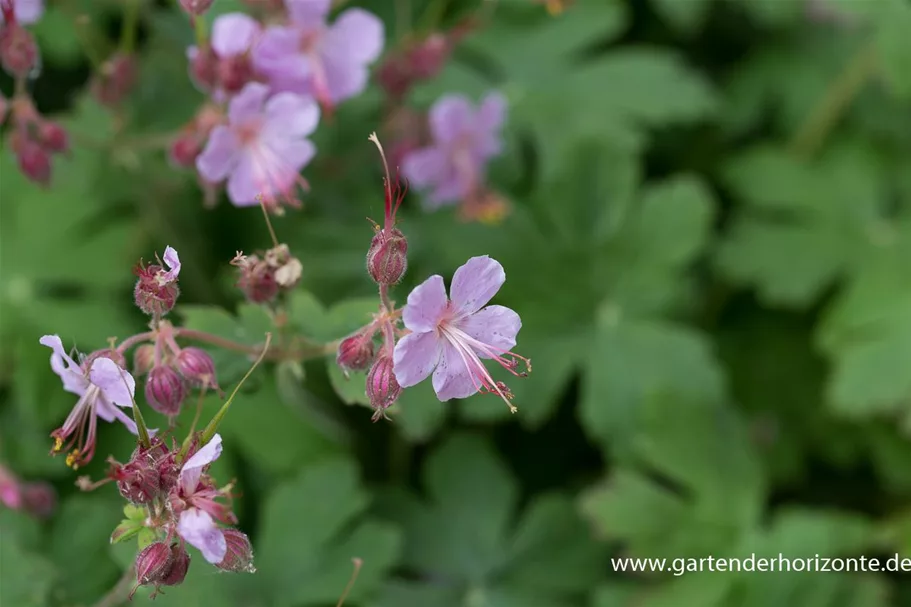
[392,255,530,412]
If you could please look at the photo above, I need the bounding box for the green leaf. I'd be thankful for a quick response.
[388,378,447,442]
[872,0,911,99]
[652,0,714,32]
[0,539,56,607]
[327,359,370,405]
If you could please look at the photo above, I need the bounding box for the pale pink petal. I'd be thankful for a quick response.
[225,153,261,206]
[9,0,43,24]
[161,246,181,282]
[96,399,143,436]
[322,56,370,102]
[286,0,332,24]
[432,340,478,401]
[449,256,505,315]
[180,434,223,494]
[401,147,447,189]
[211,13,260,57]
[392,331,443,388]
[429,95,474,144]
[40,335,88,395]
[273,139,316,180]
[196,127,240,183]
[228,82,270,123]
[39,335,80,372]
[402,275,448,333]
[253,27,312,92]
[459,305,520,358]
[323,8,385,65]
[178,509,227,564]
[427,172,466,208]
[88,358,135,408]
[263,93,320,138]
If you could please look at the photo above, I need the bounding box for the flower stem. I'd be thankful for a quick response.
[789,40,878,158]
[115,331,154,354]
[120,0,141,54]
[174,328,328,361]
[336,558,363,607]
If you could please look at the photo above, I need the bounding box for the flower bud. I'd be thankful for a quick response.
[216,530,256,573]
[366,228,408,285]
[408,34,450,79]
[366,355,401,421]
[189,46,218,92]
[145,366,187,417]
[0,24,39,78]
[218,55,253,94]
[179,0,215,16]
[91,53,137,107]
[336,333,375,374]
[133,344,155,376]
[111,441,163,504]
[160,544,191,586]
[15,138,51,185]
[134,264,180,317]
[37,120,68,154]
[169,133,202,168]
[135,542,174,587]
[84,348,128,372]
[176,347,218,390]
[21,482,56,519]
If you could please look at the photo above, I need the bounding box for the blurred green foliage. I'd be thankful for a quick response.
[2,0,911,606]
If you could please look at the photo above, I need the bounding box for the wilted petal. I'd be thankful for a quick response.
[450,256,505,316]
[263,93,320,138]
[402,147,447,189]
[429,95,474,144]
[197,127,240,183]
[459,305,520,356]
[432,340,478,401]
[177,509,227,564]
[393,331,442,387]
[323,8,384,65]
[228,82,270,123]
[180,434,223,494]
[402,275,448,332]
[89,358,135,407]
[161,246,181,282]
[211,13,260,57]
[286,0,332,24]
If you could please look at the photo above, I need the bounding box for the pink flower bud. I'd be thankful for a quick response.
[133,344,155,376]
[134,542,174,588]
[91,53,137,107]
[84,348,128,372]
[176,347,219,390]
[336,333,375,373]
[0,465,22,509]
[169,133,202,168]
[408,34,450,79]
[112,440,166,505]
[179,0,214,16]
[217,55,253,94]
[377,57,411,99]
[366,228,408,285]
[366,355,401,421]
[133,264,180,317]
[189,46,218,92]
[21,482,56,519]
[37,120,68,153]
[160,544,190,586]
[0,24,39,78]
[15,137,51,185]
[144,366,187,417]
[216,529,256,573]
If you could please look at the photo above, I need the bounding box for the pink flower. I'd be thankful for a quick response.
[392,256,530,412]
[402,92,506,209]
[0,0,43,24]
[40,335,140,468]
[253,0,384,109]
[196,82,319,210]
[187,13,261,99]
[174,434,235,564]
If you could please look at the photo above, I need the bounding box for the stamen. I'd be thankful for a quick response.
[441,326,518,413]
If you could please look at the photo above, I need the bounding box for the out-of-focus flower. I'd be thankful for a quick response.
[90,53,137,107]
[254,0,384,110]
[188,13,261,99]
[180,0,214,18]
[0,463,56,518]
[134,246,181,317]
[402,92,506,210]
[196,82,318,210]
[392,256,530,412]
[0,0,43,24]
[0,21,38,77]
[40,335,141,468]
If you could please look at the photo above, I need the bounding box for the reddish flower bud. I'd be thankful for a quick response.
[179,0,214,16]
[216,529,256,573]
[408,34,450,79]
[160,544,191,586]
[366,228,408,285]
[133,344,155,376]
[377,57,411,99]
[0,24,39,78]
[217,55,253,94]
[366,355,401,421]
[189,46,218,92]
[232,253,279,304]
[21,482,56,519]
[84,348,128,372]
[91,53,137,107]
[112,440,166,505]
[37,120,68,154]
[176,347,219,390]
[134,542,174,588]
[144,366,187,417]
[337,333,375,373]
[15,138,51,185]
[134,264,180,317]
[169,133,202,168]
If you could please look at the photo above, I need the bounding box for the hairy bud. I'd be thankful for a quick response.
[189,46,218,92]
[179,0,215,16]
[134,264,180,317]
[160,544,191,586]
[216,530,256,573]
[0,24,39,78]
[145,366,187,417]
[133,344,155,376]
[134,542,174,588]
[176,347,219,390]
[366,228,408,285]
[336,333,375,374]
[366,355,401,421]
[112,438,169,504]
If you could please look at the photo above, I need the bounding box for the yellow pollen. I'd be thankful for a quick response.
[53,437,64,452]
[66,449,80,469]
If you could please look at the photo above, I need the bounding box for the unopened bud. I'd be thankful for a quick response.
[366,228,408,285]
[216,529,256,573]
[0,24,39,78]
[135,542,174,588]
[179,0,215,16]
[37,120,68,153]
[15,138,51,185]
[21,482,56,519]
[161,544,191,586]
[188,46,218,92]
[84,348,127,372]
[133,344,155,376]
[176,347,219,390]
[134,264,180,317]
[145,366,187,416]
[336,333,375,373]
[408,34,450,79]
[217,55,253,94]
[169,133,202,168]
[366,355,401,421]
[91,53,137,107]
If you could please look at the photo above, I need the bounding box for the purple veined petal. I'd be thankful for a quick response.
[225,152,262,206]
[161,246,181,282]
[227,82,270,123]
[323,8,385,66]
[429,95,474,144]
[478,92,507,133]
[432,340,479,401]
[458,305,520,358]
[401,147,448,189]
[286,0,332,24]
[449,256,506,316]
[263,93,320,138]
[88,358,135,407]
[197,127,241,183]
[393,331,443,388]
[178,509,228,564]
[211,13,261,57]
[180,434,223,494]
[402,275,448,332]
